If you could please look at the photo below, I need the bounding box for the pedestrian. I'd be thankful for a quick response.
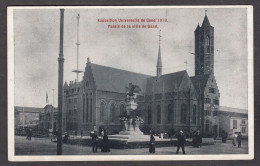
[101,130,110,152]
[28,128,32,140]
[81,129,83,137]
[63,132,69,143]
[90,130,98,153]
[25,128,29,140]
[232,133,237,146]
[176,130,186,154]
[222,132,227,143]
[237,132,242,148]
[149,132,155,153]
[75,130,77,136]
[213,132,217,144]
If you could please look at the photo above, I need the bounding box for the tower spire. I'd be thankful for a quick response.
[156,29,162,78]
[72,13,83,82]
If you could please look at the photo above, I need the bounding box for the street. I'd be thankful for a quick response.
[15,136,248,155]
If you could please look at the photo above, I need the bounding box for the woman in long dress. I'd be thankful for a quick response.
[149,133,155,153]
[101,131,110,152]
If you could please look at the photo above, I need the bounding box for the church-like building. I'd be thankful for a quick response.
[62,13,220,137]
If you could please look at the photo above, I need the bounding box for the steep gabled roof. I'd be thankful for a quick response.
[90,63,151,94]
[201,15,211,27]
[190,74,210,92]
[145,70,187,94]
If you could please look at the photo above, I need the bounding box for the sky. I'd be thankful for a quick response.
[12,7,249,109]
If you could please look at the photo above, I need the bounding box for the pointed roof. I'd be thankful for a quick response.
[195,24,200,31]
[90,63,151,94]
[157,46,162,67]
[201,15,211,27]
[190,74,210,92]
[145,70,187,94]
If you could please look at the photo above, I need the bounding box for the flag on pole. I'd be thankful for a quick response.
[46,92,49,104]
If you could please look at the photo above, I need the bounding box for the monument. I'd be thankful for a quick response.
[108,83,150,141]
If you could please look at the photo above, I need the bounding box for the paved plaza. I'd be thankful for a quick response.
[14,136,248,155]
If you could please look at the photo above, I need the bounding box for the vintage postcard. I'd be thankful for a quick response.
[8,6,254,161]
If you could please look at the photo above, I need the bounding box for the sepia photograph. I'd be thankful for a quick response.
[7,6,253,161]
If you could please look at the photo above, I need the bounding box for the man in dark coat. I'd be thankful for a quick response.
[237,132,242,148]
[90,130,98,152]
[149,133,155,153]
[176,130,186,154]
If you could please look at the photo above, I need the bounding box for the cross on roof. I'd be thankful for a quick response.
[205,9,207,16]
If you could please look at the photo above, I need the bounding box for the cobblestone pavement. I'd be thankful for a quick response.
[15,136,248,155]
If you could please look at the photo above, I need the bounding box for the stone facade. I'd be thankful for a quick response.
[39,105,58,132]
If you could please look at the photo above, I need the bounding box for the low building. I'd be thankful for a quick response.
[14,106,42,129]
[218,106,248,138]
[39,105,58,132]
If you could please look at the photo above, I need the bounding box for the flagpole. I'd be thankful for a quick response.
[57,8,65,155]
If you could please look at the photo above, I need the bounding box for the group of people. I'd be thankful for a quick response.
[149,130,187,154]
[90,129,110,153]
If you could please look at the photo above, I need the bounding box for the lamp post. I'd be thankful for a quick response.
[57,8,65,155]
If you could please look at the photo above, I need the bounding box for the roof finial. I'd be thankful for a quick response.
[205,9,207,16]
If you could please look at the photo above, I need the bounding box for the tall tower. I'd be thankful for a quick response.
[156,30,162,78]
[72,14,83,82]
[195,10,214,76]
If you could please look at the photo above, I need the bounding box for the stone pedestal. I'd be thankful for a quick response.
[109,93,148,141]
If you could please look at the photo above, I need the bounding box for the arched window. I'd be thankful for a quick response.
[120,104,126,116]
[100,102,105,122]
[181,103,187,124]
[193,104,197,124]
[148,105,152,124]
[110,103,116,123]
[168,104,173,123]
[206,36,210,46]
[157,105,161,124]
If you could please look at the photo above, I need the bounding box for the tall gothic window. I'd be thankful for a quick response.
[206,36,210,46]
[120,104,126,116]
[206,36,210,53]
[100,102,105,122]
[181,103,187,124]
[168,104,173,123]
[193,104,197,124]
[148,105,152,124]
[110,103,116,123]
[157,105,161,124]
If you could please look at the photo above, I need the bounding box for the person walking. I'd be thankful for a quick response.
[101,130,110,152]
[90,130,98,153]
[149,132,155,153]
[176,130,186,154]
[232,133,237,146]
[237,132,242,148]
[81,129,83,137]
